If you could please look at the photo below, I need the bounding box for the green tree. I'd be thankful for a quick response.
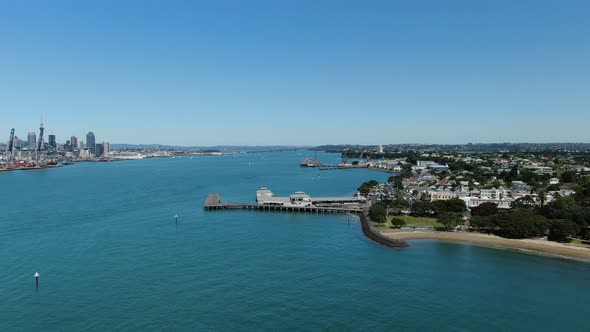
[536,189,547,206]
[411,201,433,216]
[391,217,406,228]
[368,203,387,223]
[388,175,404,190]
[390,196,410,212]
[357,180,379,194]
[509,165,519,181]
[560,171,577,183]
[551,196,578,210]
[438,213,463,230]
[430,198,466,214]
[471,202,499,217]
[492,179,502,189]
[492,209,549,239]
[470,216,495,233]
[548,220,580,242]
[400,163,413,178]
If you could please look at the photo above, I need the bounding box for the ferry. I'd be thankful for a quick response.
[300,157,314,167]
[300,156,321,168]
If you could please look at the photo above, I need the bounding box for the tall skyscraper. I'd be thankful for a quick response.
[48,135,56,149]
[95,143,104,157]
[103,141,110,155]
[70,136,78,151]
[86,132,96,155]
[27,132,36,148]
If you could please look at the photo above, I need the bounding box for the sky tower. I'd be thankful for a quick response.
[36,117,44,160]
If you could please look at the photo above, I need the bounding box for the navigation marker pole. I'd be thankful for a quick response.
[175,214,178,225]
[34,272,40,287]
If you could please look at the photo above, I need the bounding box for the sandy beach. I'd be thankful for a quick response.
[380,230,590,261]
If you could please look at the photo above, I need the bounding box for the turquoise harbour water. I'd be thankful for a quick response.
[1,151,589,331]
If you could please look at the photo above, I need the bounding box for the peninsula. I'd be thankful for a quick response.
[351,146,590,261]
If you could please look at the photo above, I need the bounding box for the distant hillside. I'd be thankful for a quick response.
[315,143,590,153]
[110,144,312,152]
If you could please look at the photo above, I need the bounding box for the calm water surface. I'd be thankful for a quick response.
[1,151,588,331]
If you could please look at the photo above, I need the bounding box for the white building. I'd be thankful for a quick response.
[290,192,312,206]
[424,190,457,202]
[462,188,513,209]
[417,160,435,167]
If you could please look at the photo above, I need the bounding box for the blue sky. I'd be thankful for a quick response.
[1,0,589,146]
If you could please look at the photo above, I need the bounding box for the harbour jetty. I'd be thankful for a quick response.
[204,188,363,214]
[204,188,409,248]
[318,164,397,174]
[318,164,369,170]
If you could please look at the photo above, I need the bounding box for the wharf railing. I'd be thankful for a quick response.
[204,194,362,214]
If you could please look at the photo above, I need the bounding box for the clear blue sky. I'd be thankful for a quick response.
[1,0,589,146]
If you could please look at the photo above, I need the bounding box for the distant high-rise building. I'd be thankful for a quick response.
[95,143,104,157]
[13,136,21,149]
[86,132,96,155]
[70,136,78,151]
[27,132,36,148]
[48,135,56,149]
[379,145,383,154]
[78,141,84,150]
[103,141,110,155]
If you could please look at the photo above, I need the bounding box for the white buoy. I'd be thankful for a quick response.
[34,272,40,287]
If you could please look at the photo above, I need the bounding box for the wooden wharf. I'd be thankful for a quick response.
[204,194,362,214]
[318,165,369,170]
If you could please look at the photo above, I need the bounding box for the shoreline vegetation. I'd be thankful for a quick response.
[359,209,590,261]
[350,147,590,262]
[379,229,590,261]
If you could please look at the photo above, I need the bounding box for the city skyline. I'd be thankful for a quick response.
[2,123,108,148]
[4,119,590,148]
[1,1,589,145]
